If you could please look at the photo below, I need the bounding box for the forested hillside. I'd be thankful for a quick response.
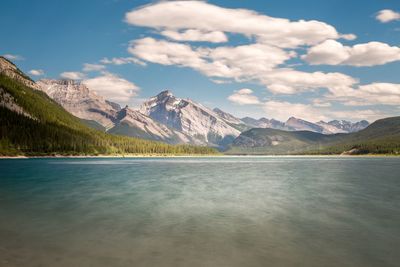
[0,74,217,156]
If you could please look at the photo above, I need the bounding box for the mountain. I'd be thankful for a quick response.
[37,79,191,144]
[0,57,217,156]
[225,117,400,155]
[140,91,241,147]
[319,120,369,133]
[108,106,193,144]
[241,117,286,129]
[37,79,120,129]
[241,116,368,134]
[284,117,325,133]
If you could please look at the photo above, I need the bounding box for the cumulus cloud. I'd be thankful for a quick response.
[260,68,358,94]
[100,57,146,66]
[376,9,400,23]
[228,89,261,105]
[2,54,24,61]
[303,40,400,66]
[125,1,350,48]
[82,63,106,72]
[60,71,86,80]
[83,73,139,103]
[129,37,296,82]
[161,29,228,43]
[327,82,400,106]
[28,69,44,76]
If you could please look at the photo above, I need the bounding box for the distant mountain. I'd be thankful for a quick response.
[285,117,325,133]
[37,80,192,144]
[0,56,216,156]
[225,116,400,155]
[241,117,286,129]
[140,91,240,147]
[241,116,368,134]
[319,120,370,133]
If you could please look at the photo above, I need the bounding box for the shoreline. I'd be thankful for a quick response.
[1,154,399,159]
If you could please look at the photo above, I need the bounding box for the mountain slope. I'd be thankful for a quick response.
[140,91,241,147]
[226,117,400,155]
[225,128,337,155]
[0,58,216,156]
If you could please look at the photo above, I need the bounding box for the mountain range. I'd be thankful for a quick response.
[1,56,399,155]
[36,78,370,148]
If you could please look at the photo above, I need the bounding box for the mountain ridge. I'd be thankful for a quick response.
[225,116,400,155]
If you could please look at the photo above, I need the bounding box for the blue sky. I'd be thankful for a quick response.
[1,0,400,122]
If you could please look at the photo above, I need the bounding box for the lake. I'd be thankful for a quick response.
[0,157,399,267]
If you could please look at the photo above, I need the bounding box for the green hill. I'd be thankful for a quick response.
[0,73,217,156]
[225,117,400,155]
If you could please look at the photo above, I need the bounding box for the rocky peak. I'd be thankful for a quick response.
[0,56,40,90]
[140,90,241,146]
[37,79,120,129]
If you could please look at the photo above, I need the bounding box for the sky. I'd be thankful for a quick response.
[1,0,400,122]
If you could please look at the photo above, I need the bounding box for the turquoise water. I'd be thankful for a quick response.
[0,157,399,267]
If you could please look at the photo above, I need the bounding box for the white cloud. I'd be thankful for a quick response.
[60,71,86,80]
[82,63,106,72]
[312,99,332,107]
[129,37,295,80]
[161,29,228,43]
[100,57,146,66]
[303,40,400,66]
[228,88,261,105]
[128,37,205,67]
[340,34,357,40]
[82,73,139,103]
[260,68,358,94]
[2,54,24,61]
[210,79,232,84]
[125,1,350,48]
[28,69,44,76]
[376,9,400,23]
[327,82,400,106]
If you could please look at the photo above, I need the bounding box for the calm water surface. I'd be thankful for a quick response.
[0,157,399,267]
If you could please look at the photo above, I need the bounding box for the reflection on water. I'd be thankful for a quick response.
[0,157,399,267]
